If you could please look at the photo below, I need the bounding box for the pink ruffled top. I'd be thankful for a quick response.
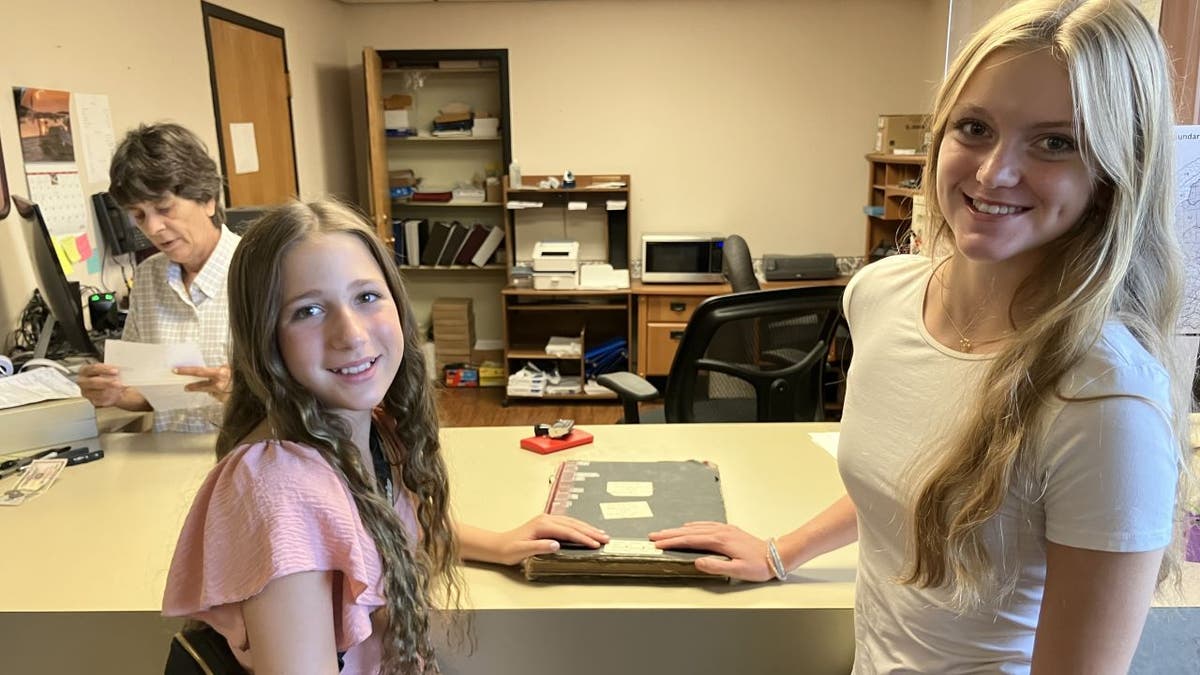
[162,439,419,674]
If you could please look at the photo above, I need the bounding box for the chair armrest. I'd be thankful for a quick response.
[596,372,660,401]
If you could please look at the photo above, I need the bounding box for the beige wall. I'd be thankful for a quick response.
[0,0,948,346]
[346,0,948,262]
[0,0,352,346]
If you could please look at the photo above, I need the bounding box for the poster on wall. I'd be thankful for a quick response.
[1177,125,1200,334]
[74,93,116,184]
[12,86,93,274]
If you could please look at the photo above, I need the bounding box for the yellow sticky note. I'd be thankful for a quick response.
[54,238,74,274]
[59,235,83,263]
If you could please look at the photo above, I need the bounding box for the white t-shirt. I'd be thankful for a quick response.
[838,255,1178,674]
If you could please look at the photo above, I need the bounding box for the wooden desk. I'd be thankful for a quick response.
[631,277,851,376]
[1,422,1195,674]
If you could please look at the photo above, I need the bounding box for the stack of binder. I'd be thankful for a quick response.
[393,219,505,268]
[584,337,628,378]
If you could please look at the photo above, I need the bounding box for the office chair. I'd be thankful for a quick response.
[722,234,759,293]
[598,285,845,423]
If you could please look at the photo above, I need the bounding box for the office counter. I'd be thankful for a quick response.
[0,423,1195,674]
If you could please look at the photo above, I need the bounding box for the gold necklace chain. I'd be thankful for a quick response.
[938,263,1012,353]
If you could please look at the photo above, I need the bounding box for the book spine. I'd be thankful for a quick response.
[544,460,574,515]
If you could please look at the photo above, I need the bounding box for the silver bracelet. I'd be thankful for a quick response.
[766,537,788,581]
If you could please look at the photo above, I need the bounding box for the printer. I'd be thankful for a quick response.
[532,240,580,290]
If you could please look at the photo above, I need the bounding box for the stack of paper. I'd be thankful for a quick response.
[104,340,211,411]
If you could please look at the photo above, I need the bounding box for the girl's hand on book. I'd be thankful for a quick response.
[649,522,774,582]
[492,514,610,566]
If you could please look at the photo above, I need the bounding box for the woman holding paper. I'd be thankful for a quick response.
[652,1,1190,672]
[76,123,236,432]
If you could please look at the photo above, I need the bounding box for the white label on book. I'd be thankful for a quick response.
[600,501,653,520]
[575,472,600,479]
[606,481,654,498]
[602,539,663,556]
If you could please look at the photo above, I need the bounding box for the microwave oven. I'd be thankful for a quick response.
[641,235,725,283]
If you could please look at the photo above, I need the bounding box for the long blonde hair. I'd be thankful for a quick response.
[219,199,463,672]
[905,0,1190,607]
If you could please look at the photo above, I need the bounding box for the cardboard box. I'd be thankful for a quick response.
[478,360,505,387]
[874,114,927,154]
[444,364,479,387]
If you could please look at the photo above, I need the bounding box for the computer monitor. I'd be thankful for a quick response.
[14,195,99,358]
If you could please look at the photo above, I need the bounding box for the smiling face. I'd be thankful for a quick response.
[126,192,221,271]
[936,47,1094,273]
[276,231,403,421]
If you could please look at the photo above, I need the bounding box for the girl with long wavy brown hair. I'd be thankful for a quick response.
[162,199,607,674]
[652,1,1192,672]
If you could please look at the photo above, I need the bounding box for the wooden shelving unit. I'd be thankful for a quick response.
[864,153,926,261]
[362,48,513,356]
[497,174,633,402]
[362,47,511,255]
[500,287,631,403]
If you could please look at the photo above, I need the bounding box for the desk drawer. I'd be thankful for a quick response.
[645,322,688,375]
[647,296,704,323]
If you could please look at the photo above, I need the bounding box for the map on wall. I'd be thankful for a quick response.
[1177,125,1200,334]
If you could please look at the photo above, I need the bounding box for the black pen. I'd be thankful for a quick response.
[0,446,67,471]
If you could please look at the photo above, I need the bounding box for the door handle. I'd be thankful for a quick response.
[669,330,685,340]
[669,302,686,312]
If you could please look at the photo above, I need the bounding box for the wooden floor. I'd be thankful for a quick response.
[435,386,639,427]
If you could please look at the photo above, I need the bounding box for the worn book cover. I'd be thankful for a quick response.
[522,460,728,581]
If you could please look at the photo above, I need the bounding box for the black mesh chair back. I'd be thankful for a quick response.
[663,285,844,423]
[721,234,760,293]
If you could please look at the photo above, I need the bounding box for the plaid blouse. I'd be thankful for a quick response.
[123,226,240,433]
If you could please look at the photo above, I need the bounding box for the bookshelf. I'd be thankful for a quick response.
[864,153,926,261]
[362,47,513,347]
[497,174,633,402]
[362,47,511,263]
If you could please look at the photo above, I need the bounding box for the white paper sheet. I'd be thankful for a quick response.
[27,169,86,237]
[0,368,82,410]
[599,501,654,520]
[808,431,840,459]
[606,481,654,498]
[103,339,209,411]
[74,93,116,184]
[602,539,662,556]
[229,122,260,174]
[1175,126,1200,333]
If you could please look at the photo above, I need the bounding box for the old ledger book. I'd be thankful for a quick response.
[522,459,728,581]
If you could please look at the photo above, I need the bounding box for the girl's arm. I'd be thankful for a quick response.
[456,515,610,566]
[1030,542,1164,674]
[242,570,341,675]
[649,493,858,581]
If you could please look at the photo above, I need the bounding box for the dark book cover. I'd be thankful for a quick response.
[454,223,490,265]
[470,225,505,267]
[522,460,729,581]
[421,221,453,266]
[438,222,469,266]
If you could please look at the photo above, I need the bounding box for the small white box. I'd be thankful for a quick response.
[384,109,411,131]
[473,117,500,138]
[533,271,579,290]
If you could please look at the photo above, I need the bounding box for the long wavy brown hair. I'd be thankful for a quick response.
[218,198,463,672]
[905,0,1191,608]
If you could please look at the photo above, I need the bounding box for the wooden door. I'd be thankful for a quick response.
[1160,0,1200,124]
[203,3,298,207]
[362,48,390,240]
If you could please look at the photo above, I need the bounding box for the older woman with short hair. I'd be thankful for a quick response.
[77,123,238,432]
